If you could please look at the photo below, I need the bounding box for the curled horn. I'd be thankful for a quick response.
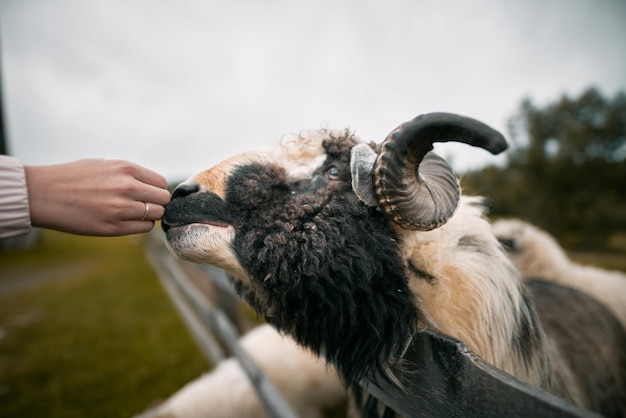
[374,112,507,230]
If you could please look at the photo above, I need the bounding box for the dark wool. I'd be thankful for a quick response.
[528,279,626,418]
[225,136,419,389]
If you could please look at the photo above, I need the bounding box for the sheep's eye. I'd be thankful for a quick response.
[327,166,340,180]
[498,238,519,252]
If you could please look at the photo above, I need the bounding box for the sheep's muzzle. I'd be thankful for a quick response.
[162,188,232,232]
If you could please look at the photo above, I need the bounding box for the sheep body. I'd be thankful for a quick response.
[136,324,345,418]
[163,125,626,417]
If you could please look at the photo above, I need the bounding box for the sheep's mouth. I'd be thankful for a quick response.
[162,219,230,233]
[162,191,232,233]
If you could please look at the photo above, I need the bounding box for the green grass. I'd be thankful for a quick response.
[0,230,207,418]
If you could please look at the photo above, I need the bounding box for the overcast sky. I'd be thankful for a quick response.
[1,0,625,181]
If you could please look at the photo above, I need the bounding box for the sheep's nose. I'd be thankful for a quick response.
[171,183,199,200]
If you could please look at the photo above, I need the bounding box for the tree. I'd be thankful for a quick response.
[462,87,626,249]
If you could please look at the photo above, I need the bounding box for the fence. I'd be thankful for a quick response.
[145,229,599,418]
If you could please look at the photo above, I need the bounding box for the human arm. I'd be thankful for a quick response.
[24,159,171,236]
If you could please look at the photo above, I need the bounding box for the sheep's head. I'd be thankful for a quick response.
[492,219,570,281]
[162,113,507,385]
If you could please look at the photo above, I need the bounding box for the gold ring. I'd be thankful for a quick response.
[140,201,150,220]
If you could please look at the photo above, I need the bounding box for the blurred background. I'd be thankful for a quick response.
[1,0,625,177]
[1,0,625,417]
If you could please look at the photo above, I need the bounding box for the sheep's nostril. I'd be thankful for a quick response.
[171,183,200,200]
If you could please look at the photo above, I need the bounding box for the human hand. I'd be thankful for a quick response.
[25,159,171,236]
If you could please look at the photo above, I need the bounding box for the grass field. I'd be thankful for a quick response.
[1,228,624,418]
[0,230,207,418]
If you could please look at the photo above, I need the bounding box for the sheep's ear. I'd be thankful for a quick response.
[350,144,378,207]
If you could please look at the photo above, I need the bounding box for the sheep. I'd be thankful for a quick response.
[492,218,626,331]
[136,324,346,418]
[162,113,626,417]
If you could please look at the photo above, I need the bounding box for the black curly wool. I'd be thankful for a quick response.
[225,135,419,392]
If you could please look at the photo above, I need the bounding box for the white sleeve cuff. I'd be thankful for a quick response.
[0,155,32,238]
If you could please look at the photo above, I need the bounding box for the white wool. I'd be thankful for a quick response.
[135,324,345,418]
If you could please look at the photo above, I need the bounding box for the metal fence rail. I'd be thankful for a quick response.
[363,332,599,418]
[146,230,299,418]
[145,229,599,418]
